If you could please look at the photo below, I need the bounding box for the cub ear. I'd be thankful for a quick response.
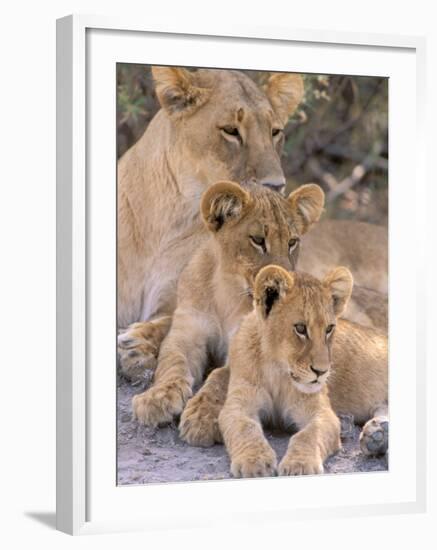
[201,181,252,232]
[151,66,211,116]
[287,183,325,235]
[263,73,304,123]
[254,265,294,319]
[323,267,354,317]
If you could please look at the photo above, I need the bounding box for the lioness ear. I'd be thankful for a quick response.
[201,181,251,232]
[287,183,325,235]
[254,265,293,319]
[263,73,304,123]
[323,267,354,317]
[152,66,211,116]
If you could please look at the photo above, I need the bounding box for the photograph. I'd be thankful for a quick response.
[116,64,389,485]
[1,0,431,544]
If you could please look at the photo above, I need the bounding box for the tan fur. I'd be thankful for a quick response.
[342,286,387,332]
[132,181,325,427]
[217,266,388,477]
[262,73,305,122]
[117,68,387,380]
[300,219,388,294]
[118,68,303,329]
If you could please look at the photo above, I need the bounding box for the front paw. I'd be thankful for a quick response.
[231,446,277,478]
[118,324,158,383]
[278,453,324,476]
[132,381,192,427]
[179,393,222,447]
[360,416,389,457]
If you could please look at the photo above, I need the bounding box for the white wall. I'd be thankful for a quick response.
[0,1,435,548]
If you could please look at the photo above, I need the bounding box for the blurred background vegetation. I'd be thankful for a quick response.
[117,65,388,225]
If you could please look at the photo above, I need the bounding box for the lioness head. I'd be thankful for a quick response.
[152,67,304,193]
[200,181,324,294]
[254,265,353,394]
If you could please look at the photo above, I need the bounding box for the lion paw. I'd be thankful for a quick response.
[360,416,389,457]
[132,381,192,427]
[179,394,222,447]
[118,325,158,383]
[231,446,277,478]
[278,453,324,476]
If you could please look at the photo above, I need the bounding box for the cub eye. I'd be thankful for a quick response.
[249,235,266,252]
[326,324,335,336]
[294,323,307,337]
[272,128,283,137]
[221,126,242,142]
[288,238,299,253]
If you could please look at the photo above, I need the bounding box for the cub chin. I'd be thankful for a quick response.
[218,265,388,478]
[131,180,325,429]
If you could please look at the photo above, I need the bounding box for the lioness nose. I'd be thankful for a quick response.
[260,176,286,194]
[310,365,328,377]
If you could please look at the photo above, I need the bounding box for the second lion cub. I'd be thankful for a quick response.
[219,265,387,477]
[132,180,324,428]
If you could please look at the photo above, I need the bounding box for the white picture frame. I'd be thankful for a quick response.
[56,14,427,535]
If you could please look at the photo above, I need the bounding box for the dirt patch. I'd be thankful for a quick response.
[117,376,388,485]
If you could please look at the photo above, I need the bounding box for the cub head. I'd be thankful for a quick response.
[200,180,324,295]
[254,265,353,394]
[152,67,304,193]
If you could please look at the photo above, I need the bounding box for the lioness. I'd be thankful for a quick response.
[183,265,388,474]
[118,67,304,329]
[132,180,325,427]
[118,67,387,382]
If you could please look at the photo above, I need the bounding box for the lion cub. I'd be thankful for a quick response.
[132,180,325,428]
[218,265,388,477]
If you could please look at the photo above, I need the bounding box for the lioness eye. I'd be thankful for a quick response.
[294,323,307,337]
[249,235,266,252]
[272,128,283,137]
[288,238,299,253]
[221,126,242,142]
[326,324,335,336]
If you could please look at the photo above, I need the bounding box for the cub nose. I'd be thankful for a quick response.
[310,365,328,378]
[260,176,286,194]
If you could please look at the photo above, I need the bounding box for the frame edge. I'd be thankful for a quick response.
[56,15,427,534]
[56,14,87,536]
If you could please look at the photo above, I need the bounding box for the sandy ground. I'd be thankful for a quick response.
[117,375,388,485]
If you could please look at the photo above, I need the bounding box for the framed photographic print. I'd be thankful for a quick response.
[56,14,427,535]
